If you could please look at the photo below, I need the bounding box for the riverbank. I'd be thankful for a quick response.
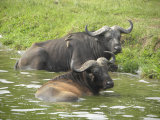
[0,0,160,79]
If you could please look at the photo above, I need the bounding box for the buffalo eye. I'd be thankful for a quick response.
[94,72,101,76]
[94,72,98,74]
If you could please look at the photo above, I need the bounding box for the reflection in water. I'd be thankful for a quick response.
[101,91,114,93]
[20,72,30,75]
[145,97,160,102]
[28,100,41,103]
[48,111,108,120]
[110,106,129,109]
[0,87,8,89]
[139,79,150,83]
[0,70,8,72]
[11,108,47,112]
[0,90,11,94]
[14,84,41,88]
[58,112,108,120]
[0,45,160,120]
[0,79,14,83]
[122,115,134,117]
[143,118,160,120]
[132,106,145,109]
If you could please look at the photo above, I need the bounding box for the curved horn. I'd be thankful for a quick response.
[113,20,133,34]
[71,60,99,73]
[85,25,110,37]
[104,51,116,64]
[96,57,109,66]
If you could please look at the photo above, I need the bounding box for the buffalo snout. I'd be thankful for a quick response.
[114,46,122,53]
[103,80,114,89]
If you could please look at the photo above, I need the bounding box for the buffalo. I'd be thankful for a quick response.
[35,51,115,102]
[15,20,133,72]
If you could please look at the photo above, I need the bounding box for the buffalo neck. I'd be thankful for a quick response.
[51,71,100,94]
[72,32,112,61]
[83,34,108,59]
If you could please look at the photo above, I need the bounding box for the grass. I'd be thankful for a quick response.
[0,0,160,79]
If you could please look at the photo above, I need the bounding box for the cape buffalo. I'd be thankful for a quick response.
[35,51,115,102]
[15,20,133,72]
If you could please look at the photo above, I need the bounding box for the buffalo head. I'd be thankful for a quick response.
[85,20,133,54]
[71,51,115,89]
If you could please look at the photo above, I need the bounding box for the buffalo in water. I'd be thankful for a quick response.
[15,20,133,72]
[35,51,115,102]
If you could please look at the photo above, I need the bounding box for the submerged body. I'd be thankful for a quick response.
[15,21,133,72]
[35,67,114,102]
[16,33,109,71]
[35,52,115,102]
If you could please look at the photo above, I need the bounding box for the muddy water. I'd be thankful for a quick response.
[0,44,160,120]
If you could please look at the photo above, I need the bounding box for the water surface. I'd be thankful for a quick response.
[0,45,160,120]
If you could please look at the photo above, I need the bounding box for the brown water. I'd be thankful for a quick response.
[0,44,160,120]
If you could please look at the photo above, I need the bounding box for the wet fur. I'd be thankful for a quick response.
[35,71,103,102]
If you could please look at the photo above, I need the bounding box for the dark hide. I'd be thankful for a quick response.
[15,21,133,72]
[15,32,113,71]
[35,66,114,102]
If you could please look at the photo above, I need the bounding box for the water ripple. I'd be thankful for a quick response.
[11,113,25,115]
[36,112,46,115]
[0,79,14,83]
[139,80,149,83]
[102,91,114,93]
[11,108,47,112]
[28,100,41,103]
[146,115,159,117]
[43,79,51,81]
[142,117,160,120]
[0,90,11,94]
[99,105,108,108]
[145,97,160,102]
[17,51,25,55]
[20,72,30,75]
[110,106,128,109]
[92,108,100,110]
[0,111,5,113]
[0,87,8,89]
[72,105,82,107]
[58,112,108,120]
[26,84,41,88]
[0,70,8,72]
[14,84,41,88]
[122,115,134,117]
[132,106,145,109]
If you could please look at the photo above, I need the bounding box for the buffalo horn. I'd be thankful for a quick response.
[71,60,99,73]
[96,57,109,66]
[85,25,110,37]
[104,51,116,64]
[114,20,133,34]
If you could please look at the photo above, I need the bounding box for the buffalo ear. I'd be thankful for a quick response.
[89,73,95,82]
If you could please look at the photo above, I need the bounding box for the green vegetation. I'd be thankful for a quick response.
[0,0,160,79]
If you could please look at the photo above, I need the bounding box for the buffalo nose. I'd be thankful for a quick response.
[106,81,114,88]
[114,46,122,52]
